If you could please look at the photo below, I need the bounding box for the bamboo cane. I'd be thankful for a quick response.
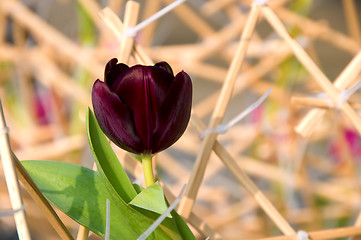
[177,4,262,218]
[139,0,161,47]
[0,0,103,77]
[275,7,359,54]
[260,225,361,240]
[161,0,215,38]
[0,0,6,45]
[200,0,238,17]
[342,0,361,43]
[15,134,85,161]
[107,0,124,13]
[118,0,139,63]
[190,114,296,235]
[194,10,248,61]
[193,42,292,119]
[161,183,223,240]
[292,96,361,110]
[0,99,31,240]
[13,154,74,240]
[294,51,361,137]
[76,227,89,240]
[28,50,90,107]
[99,7,154,65]
[262,6,361,137]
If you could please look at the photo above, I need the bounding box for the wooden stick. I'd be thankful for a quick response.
[190,115,296,235]
[313,181,360,207]
[161,0,215,38]
[193,42,292,119]
[107,0,124,13]
[275,7,359,54]
[351,212,361,240]
[178,4,261,218]
[8,123,60,148]
[0,100,31,240]
[177,60,227,83]
[259,225,361,240]
[132,43,154,65]
[28,50,90,107]
[194,9,248,61]
[139,0,161,47]
[146,43,208,64]
[287,204,352,224]
[99,7,125,38]
[0,45,19,61]
[0,0,103,77]
[294,52,361,137]
[262,6,361,137]
[342,0,361,43]
[76,227,89,240]
[161,183,223,240]
[294,161,323,230]
[118,0,139,63]
[205,196,257,229]
[200,0,238,17]
[229,156,359,207]
[198,0,298,61]
[292,96,361,110]
[13,153,74,240]
[0,0,6,45]
[99,7,154,65]
[15,134,85,161]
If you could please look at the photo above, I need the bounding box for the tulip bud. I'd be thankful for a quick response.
[92,58,192,156]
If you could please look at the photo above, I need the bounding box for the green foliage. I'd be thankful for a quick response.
[87,108,137,203]
[21,160,170,239]
[21,109,196,239]
[130,182,171,217]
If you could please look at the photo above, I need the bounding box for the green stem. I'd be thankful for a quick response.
[142,155,155,187]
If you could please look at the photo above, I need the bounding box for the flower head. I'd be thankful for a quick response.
[92,59,192,155]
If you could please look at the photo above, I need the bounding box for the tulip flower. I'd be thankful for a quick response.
[92,59,192,186]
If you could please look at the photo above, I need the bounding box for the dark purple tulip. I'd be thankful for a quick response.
[92,58,192,156]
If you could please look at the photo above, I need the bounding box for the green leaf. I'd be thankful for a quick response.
[130,182,171,218]
[21,160,176,240]
[85,109,196,239]
[133,183,144,194]
[171,211,197,240]
[86,108,137,203]
[132,183,196,240]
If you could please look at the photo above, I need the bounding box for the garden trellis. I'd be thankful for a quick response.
[1,0,361,239]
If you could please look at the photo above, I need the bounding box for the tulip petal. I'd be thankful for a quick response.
[104,59,129,88]
[113,66,174,110]
[112,66,174,153]
[92,80,143,154]
[152,71,192,154]
[104,58,118,80]
[155,62,174,76]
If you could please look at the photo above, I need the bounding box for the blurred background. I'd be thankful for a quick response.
[1,0,361,239]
